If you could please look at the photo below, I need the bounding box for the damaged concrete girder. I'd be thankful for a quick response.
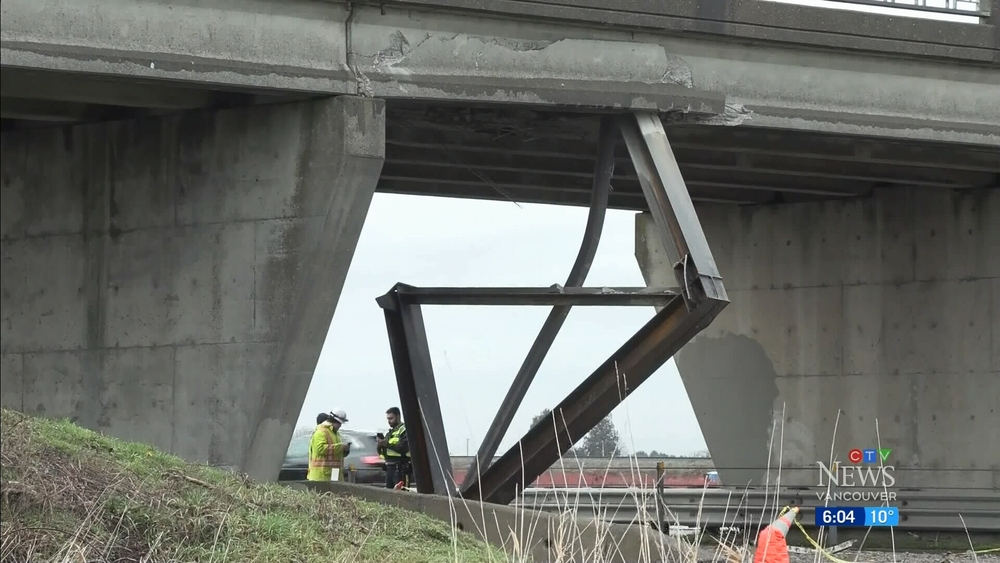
[375,162,873,202]
[389,0,995,56]
[350,12,719,112]
[378,158,871,198]
[350,7,999,143]
[383,116,1000,173]
[0,0,722,114]
[380,143,995,188]
[374,176,787,208]
[3,0,998,143]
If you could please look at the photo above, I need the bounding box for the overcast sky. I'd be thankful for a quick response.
[293,0,971,456]
[295,193,707,456]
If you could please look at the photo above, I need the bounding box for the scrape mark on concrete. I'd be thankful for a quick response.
[358,33,697,88]
[708,103,753,125]
[665,102,753,126]
[659,54,693,88]
[373,30,416,69]
[675,332,779,487]
[489,38,552,52]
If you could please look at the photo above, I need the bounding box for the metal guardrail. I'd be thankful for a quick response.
[519,487,1000,532]
[826,0,988,17]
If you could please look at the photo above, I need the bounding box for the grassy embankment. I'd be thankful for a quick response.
[0,408,501,563]
[5,406,995,563]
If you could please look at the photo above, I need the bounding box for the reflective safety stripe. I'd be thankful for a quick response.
[385,424,409,458]
[309,426,343,469]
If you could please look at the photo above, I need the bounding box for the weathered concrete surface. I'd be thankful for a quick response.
[636,187,1000,490]
[2,0,998,144]
[394,0,996,60]
[0,96,385,481]
[287,481,679,563]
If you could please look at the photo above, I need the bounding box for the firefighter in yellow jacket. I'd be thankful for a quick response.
[307,409,351,481]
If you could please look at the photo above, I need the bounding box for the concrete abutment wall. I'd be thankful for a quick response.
[636,186,1000,489]
[0,96,385,481]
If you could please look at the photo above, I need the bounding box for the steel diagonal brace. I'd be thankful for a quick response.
[376,285,680,495]
[377,111,728,504]
[461,116,616,495]
[376,290,455,495]
[463,112,728,505]
[618,112,727,306]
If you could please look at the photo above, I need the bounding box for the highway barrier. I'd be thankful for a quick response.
[518,487,1000,533]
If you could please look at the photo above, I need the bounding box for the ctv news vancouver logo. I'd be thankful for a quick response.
[816,447,897,502]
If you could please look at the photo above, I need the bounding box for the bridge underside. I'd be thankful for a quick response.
[3,67,997,209]
[2,62,999,487]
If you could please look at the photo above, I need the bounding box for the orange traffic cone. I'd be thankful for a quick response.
[753,506,799,563]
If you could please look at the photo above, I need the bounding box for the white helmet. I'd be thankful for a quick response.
[329,408,348,423]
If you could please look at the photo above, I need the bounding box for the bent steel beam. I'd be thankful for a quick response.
[462,117,616,493]
[378,111,728,503]
[465,293,708,505]
[464,113,728,505]
[617,112,726,305]
[393,286,679,307]
[376,290,454,495]
[376,285,680,495]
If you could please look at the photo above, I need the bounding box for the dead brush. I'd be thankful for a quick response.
[1,408,501,563]
[427,361,754,563]
[4,401,993,563]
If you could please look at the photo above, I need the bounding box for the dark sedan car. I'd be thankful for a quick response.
[278,428,386,484]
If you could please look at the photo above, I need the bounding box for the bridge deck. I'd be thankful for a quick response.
[2,0,998,206]
[2,0,998,146]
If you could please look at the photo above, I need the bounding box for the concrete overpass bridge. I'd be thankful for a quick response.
[1,0,998,501]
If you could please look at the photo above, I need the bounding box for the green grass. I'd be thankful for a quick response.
[0,408,502,563]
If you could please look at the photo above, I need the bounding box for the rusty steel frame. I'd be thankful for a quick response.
[461,116,617,488]
[392,286,681,307]
[376,111,729,501]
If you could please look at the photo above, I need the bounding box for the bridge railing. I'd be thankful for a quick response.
[820,0,988,17]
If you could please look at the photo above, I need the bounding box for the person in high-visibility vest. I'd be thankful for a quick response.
[307,409,351,482]
[377,406,410,489]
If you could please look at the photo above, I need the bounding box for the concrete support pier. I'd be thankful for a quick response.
[636,187,1000,490]
[0,96,385,481]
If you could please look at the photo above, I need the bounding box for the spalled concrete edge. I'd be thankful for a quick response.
[0,0,724,113]
[285,481,679,563]
[364,76,727,115]
[380,0,997,57]
[6,0,997,144]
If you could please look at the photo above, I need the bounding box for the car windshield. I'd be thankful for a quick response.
[344,431,378,455]
[286,435,310,459]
